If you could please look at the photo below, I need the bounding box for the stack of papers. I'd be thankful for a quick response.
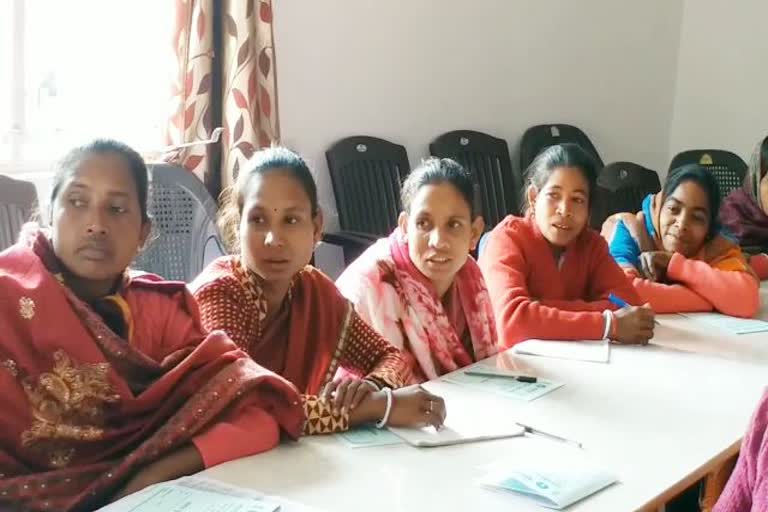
[513,339,611,363]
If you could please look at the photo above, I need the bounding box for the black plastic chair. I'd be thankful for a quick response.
[519,124,604,172]
[429,130,518,228]
[325,136,410,262]
[0,174,38,252]
[592,162,661,229]
[669,149,747,198]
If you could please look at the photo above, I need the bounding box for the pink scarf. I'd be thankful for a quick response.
[386,230,498,380]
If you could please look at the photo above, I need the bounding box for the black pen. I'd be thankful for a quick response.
[464,369,538,383]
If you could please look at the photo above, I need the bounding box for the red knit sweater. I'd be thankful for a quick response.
[479,215,642,347]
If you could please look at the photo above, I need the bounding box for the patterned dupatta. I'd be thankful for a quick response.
[338,230,498,382]
[192,257,354,395]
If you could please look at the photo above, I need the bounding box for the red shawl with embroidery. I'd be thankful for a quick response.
[0,227,304,512]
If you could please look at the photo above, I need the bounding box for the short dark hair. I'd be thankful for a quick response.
[401,157,478,217]
[51,139,149,222]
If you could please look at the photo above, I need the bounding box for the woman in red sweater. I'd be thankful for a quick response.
[479,143,655,348]
[602,164,759,317]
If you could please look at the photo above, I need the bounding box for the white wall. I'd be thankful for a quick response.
[273,0,684,229]
[669,0,768,166]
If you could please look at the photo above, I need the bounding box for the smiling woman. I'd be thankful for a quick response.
[602,163,759,317]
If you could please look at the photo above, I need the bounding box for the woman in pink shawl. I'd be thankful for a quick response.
[337,158,498,383]
[714,389,768,511]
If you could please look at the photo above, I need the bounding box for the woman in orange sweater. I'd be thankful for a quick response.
[479,143,655,348]
[603,164,759,317]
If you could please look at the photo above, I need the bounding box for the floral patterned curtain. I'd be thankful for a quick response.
[165,0,279,197]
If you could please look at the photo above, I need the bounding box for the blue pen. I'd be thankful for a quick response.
[608,293,630,309]
[608,293,659,325]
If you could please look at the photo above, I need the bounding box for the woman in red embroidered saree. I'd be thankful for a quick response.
[0,141,303,511]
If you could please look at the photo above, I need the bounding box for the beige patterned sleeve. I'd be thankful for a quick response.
[337,311,411,390]
[302,394,349,435]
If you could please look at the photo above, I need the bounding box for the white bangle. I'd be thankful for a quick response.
[602,310,613,340]
[375,387,393,429]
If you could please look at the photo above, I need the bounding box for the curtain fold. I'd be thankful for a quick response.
[165,0,279,198]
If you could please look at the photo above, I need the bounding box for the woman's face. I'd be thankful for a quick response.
[51,154,149,288]
[528,166,590,247]
[658,180,710,257]
[239,170,323,286]
[759,172,768,214]
[399,182,483,294]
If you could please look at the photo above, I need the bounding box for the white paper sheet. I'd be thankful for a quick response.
[513,339,611,363]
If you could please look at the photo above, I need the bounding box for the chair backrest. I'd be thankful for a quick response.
[592,162,661,228]
[519,124,604,172]
[429,130,518,227]
[0,175,38,252]
[326,136,410,236]
[133,164,226,282]
[669,149,747,198]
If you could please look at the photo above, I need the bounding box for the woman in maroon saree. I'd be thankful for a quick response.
[192,147,447,435]
[721,135,768,279]
[0,140,303,511]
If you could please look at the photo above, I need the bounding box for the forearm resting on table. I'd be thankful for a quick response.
[112,444,203,501]
[303,390,388,435]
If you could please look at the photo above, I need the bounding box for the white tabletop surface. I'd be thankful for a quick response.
[201,284,768,512]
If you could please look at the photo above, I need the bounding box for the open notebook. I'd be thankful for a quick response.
[513,339,611,363]
[387,381,525,447]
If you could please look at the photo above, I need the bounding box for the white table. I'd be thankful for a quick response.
[202,289,768,512]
